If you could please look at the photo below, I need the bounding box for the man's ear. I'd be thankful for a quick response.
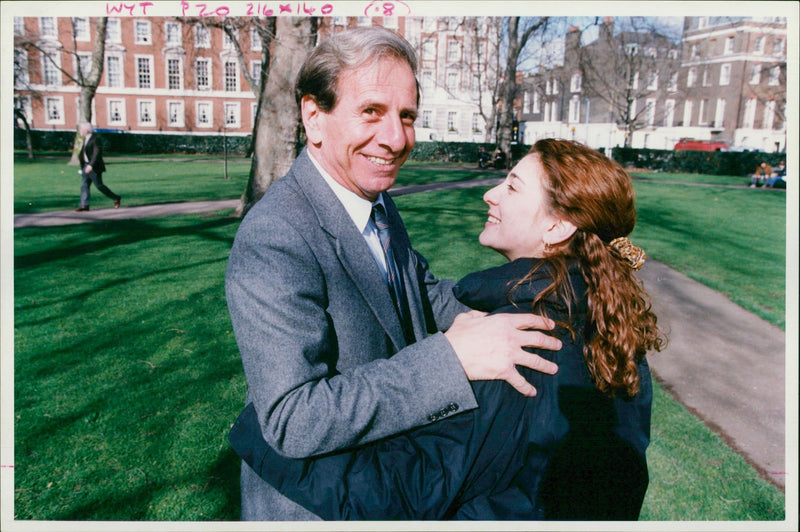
[301,95,323,145]
[545,218,577,247]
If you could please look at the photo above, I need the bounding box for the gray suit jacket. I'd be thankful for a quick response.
[226,149,477,520]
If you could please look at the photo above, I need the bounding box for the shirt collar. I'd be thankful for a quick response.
[308,150,378,234]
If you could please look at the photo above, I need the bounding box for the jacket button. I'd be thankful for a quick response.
[449,403,459,412]
[428,414,438,422]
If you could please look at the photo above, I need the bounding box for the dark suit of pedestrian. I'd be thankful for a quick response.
[229,258,652,520]
[225,148,477,520]
[78,133,120,208]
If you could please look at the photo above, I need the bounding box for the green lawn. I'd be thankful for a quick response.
[11,157,786,522]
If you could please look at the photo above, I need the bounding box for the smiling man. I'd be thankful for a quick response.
[225,27,561,521]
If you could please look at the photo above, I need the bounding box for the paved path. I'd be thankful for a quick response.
[13,178,789,491]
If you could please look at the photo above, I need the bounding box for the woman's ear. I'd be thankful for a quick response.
[301,95,323,145]
[545,218,577,247]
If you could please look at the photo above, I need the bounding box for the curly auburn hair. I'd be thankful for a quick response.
[517,139,665,397]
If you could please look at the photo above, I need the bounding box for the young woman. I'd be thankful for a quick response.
[229,138,666,520]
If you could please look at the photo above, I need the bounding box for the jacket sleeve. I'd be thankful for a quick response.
[229,375,534,520]
[226,204,477,459]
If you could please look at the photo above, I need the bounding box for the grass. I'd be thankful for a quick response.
[11,157,787,521]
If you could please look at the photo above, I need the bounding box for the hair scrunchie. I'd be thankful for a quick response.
[609,237,646,271]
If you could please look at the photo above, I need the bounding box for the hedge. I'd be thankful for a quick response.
[611,146,786,176]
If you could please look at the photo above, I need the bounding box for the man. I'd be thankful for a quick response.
[225,27,561,521]
[75,122,121,211]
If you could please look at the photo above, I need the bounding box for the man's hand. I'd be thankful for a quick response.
[444,311,561,397]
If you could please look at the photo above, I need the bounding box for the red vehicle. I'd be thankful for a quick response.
[674,139,729,152]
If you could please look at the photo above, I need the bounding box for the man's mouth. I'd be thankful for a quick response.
[487,214,500,224]
[366,155,396,166]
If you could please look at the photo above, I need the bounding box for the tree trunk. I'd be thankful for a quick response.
[69,17,107,165]
[14,109,34,159]
[236,17,316,217]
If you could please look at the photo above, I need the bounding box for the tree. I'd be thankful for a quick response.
[496,17,549,164]
[572,17,681,147]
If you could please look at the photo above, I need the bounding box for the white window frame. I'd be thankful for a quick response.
[194,24,210,48]
[724,36,734,55]
[533,91,540,114]
[251,26,262,51]
[135,20,152,44]
[72,17,90,41]
[42,50,62,86]
[447,111,458,132]
[570,72,582,93]
[768,66,780,86]
[196,101,213,128]
[668,72,678,92]
[750,64,761,85]
[421,70,434,91]
[646,71,658,91]
[44,96,64,124]
[14,17,25,36]
[472,113,481,132]
[447,39,460,62]
[224,101,241,128]
[40,17,57,39]
[773,39,784,57]
[167,100,185,127]
[422,109,432,128]
[107,98,126,126]
[165,21,181,46]
[683,100,693,127]
[106,18,121,43]
[137,99,156,127]
[754,36,764,54]
[15,49,29,87]
[664,99,675,127]
[106,53,123,88]
[714,98,726,128]
[224,60,239,92]
[223,28,239,50]
[250,60,261,85]
[195,58,211,91]
[569,95,580,123]
[763,100,775,130]
[166,56,183,90]
[136,55,153,89]
[75,52,92,80]
[446,71,458,92]
[743,98,756,128]
[422,40,436,61]
[702,68,711,87]
[687,67,697,87]
[251,102,258,127]
[719,64,731,86]
[15,95,33,125]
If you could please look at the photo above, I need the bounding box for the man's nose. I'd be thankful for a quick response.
[376,114,408,153]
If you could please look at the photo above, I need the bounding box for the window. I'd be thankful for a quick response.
[724,36,734,55]
[76,52,92,79]
[137,99,155,126]
[570,72,582,92]
[195,24,210,48]
[549,101,558,122]
[196,101,212,127]
[719,64,731,86]
[645,98,656,126]
[106,18,121,43]
[714,98,726,128]
[664,99,675,127]
[224,60,238,92]
[753,36,764,54]
[446,72,458,92]
[743,97,756,128]
[472,113,481,132]
[629,72,639,90]
[698,98,708,125]
[165,22,181,46]
[750,64,761,85]
[45,96,64,124]
[167,57,182,90]
[14,49,29,87]
[224,102,241,128]
[447,40,460,62]
[471,73,481,95]
[14,17,25,36]
[523,91,530,113]
[763,100,775,130]
[108,98,126,125]
[551,79,559,94]
[532,91,540,114]
[545,79,551,95]
[251,102,258,127]
[768,66,780,86]
[42,52,61,86]
[251,60,261,85]
[422,40,436,61]
[683,100,693,127]
[473,41,486,65]
[668,49,678,60]
[773,39,784,56]
[73,17,90,41]
[626,44,638,56]
[357,17,371,27]
[332,16,347,27]
[569,95,580,123]
[40,17,57,38]
[447,111,457,131]
[106,55,122,87]
[628,99,637,121]
[422,110,432,128]
[421,70,434,91]
[691,44,698,58]
[251,27,262,50]
[136,56,152,88]
[223,29,238,50]
[645,46,656,58]
[195,58,211,90]
[702,68,710,87]
[668,72,678,92]
[135,20,151,44]
[14,95,32,125]
[646,71,658,91]
[167,100,185,127]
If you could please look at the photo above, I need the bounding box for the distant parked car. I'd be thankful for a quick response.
[674,138,729,152]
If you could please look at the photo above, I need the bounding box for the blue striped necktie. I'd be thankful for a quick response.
[371,203,409,333]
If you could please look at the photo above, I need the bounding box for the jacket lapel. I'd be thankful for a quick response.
[291,150,408,351]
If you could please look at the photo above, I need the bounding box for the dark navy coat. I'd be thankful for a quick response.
[228,258,652,520]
